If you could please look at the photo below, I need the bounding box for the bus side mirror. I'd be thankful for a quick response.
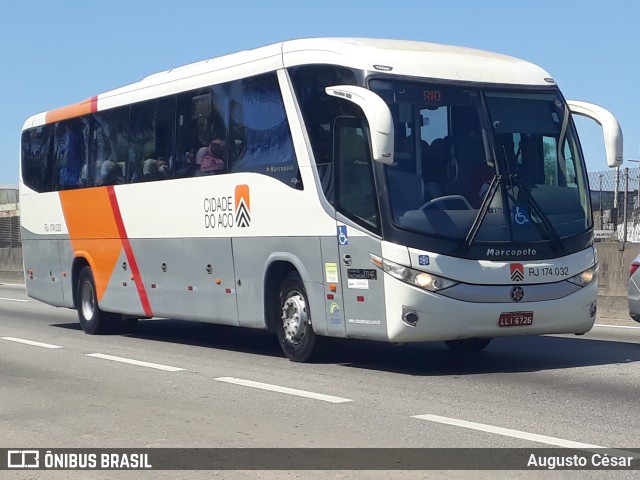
[567,100,623,168]
[325,85,394,164]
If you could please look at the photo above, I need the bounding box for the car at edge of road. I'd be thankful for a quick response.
[627,253,640,323]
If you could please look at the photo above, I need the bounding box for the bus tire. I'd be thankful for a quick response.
[276,272,316,362]
[444,337,492,352]
[76,266,116,335]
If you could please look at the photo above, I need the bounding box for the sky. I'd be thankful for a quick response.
[1,0,638,186]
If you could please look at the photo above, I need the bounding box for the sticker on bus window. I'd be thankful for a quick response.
[513,206,530,225]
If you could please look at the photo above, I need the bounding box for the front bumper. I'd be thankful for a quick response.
[384,276,597,343]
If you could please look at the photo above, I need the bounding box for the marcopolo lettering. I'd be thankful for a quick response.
[486,248,537,257]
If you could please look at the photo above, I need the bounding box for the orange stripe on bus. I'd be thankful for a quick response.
[235,184,250,211]
[59,188,122,302]
[45,96,98,124]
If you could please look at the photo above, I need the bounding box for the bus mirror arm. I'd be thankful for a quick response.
[567,100,623,168]
[325,85,394,164]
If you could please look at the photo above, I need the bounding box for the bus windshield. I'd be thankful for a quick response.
[369,80,591,246]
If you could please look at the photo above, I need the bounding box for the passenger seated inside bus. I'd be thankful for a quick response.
[419,136,475,211]
[459,131,494,208]
[195,137,225,175]
[172,149,196,178]
[422,137,448,201]
[142,156,170,181]
[98,158,124,185]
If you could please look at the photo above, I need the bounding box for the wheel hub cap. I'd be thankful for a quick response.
[81,282,95,321]
[281,293,308,345]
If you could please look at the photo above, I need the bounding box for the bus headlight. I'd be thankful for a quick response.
[567,265,598,287]
[369,254,458,292]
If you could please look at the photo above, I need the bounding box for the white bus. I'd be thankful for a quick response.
[20,38,622,361]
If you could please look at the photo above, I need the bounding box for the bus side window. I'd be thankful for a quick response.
[176,86,228,178]
[334,117,379,231]
[309,126,334,202]
[229,73,301,189]
[91,108,129,186]
[21,125,53,193]
[130,96,175,183]
[289,65,360,197]
[54,117,89,190]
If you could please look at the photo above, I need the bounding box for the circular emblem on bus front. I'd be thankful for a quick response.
[510,286,525,302]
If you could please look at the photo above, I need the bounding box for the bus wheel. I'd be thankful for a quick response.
[276,272,316,362]
[77,266,115,335]
[444,338,492,352]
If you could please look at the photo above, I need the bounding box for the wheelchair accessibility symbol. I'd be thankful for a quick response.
[513,206,530,225]
[337,225,349,245]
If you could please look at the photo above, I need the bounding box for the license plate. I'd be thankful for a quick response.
[498,311,533,327]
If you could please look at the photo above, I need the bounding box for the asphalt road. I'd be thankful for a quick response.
[1,283,640,479]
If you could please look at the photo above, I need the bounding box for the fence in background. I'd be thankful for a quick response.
[589,167,640,243]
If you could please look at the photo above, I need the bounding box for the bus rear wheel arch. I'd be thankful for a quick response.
[275,271,316,362]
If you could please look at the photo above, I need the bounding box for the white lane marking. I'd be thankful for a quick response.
[215,377,352,404]
[413,414,604,448]
[86,353,184,372]
[0,297,28,303]
[413,413,638,455]
[594,323,640,330]
[1,337,62,349]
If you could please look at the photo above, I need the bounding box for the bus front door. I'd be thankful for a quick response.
[335,222,387,342]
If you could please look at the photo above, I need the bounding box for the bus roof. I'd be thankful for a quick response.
[283,37,553,85]
[23,37,555,129]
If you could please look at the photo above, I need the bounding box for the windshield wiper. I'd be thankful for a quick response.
[460,172,565,254]
[459,173,501,253]
[509,173,564,252]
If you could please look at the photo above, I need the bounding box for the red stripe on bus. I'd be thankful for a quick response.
[106,186,153,318]
[90,95,99,113]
